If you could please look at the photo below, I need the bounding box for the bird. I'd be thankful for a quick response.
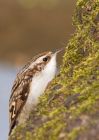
[9,49,63,135]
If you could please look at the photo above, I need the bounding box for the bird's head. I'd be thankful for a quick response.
[28,49,63,75]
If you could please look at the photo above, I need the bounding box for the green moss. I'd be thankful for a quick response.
[33,117,65,140]
[68,127,84,140]
[26,132,32,140]
[9,0,99,139]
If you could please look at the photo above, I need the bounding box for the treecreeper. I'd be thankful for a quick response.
[9,49,63,136]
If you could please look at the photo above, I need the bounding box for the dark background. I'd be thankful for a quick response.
[0,0,76,66]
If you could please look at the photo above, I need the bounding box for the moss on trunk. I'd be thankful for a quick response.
[9,0,99,139]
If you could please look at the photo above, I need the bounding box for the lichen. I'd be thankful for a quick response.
[9,0,99,139]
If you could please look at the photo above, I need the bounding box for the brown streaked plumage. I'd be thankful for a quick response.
[9,48,64,136]
[9,51,52,135]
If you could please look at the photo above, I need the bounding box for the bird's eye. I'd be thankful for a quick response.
[43,57,48,62]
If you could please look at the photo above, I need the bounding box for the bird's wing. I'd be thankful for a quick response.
[9,70,33,135]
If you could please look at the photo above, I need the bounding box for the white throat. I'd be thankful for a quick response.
[27,54,57,106]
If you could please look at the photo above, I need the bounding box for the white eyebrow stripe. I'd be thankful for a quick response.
[28,55,48,69]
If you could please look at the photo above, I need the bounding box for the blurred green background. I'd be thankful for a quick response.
[0,0,76,66]
[0,1,76,140]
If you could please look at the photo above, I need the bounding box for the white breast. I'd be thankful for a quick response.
[26,54,57,106]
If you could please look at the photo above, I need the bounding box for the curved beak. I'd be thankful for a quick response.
[54,48,65,55]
